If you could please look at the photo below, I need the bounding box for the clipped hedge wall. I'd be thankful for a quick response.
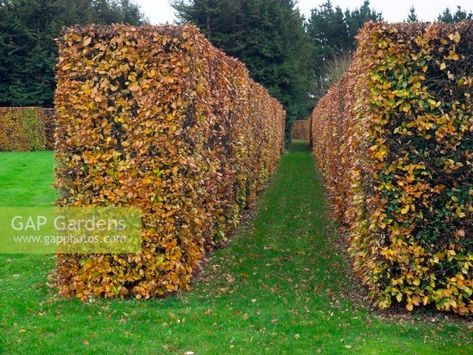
[311,22,473,314]
[42,109,56,150]
[291,119,311,141]
[55,24,285,299]
[0,107,55,151]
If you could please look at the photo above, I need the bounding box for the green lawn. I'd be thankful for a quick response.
[0,151,56,207]
[0,143,472,354]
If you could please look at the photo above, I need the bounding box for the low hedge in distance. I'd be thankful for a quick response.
[42,109,55,150]
[311,22,473,314]
[0,107,54,151]
[55,24,285,300]
[291,119,311,141]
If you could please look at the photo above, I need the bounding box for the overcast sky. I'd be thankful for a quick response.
[136,0,472,25]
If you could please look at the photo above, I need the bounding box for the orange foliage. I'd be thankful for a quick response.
[0,107,54,151]
[311,22,473,314]
[291,119,311,141]
[54,24,285,299]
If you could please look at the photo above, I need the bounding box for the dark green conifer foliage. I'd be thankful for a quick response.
[0,0,145,107]
[437,6,472,23]
[307,0,382,99]
[407,6,418,22]
[173,0,315,140]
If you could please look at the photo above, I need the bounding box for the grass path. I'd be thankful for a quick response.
[0,142,472,353]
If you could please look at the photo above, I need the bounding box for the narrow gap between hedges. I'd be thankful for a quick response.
[192,139,352,306]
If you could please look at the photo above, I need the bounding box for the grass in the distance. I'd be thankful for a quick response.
[0,151,56,207]
[0,143,472,353]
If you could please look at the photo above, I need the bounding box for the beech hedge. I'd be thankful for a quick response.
[0,107,54,151]
[291,119,311,141]
[311,22,473,314]
[54,24,285,299]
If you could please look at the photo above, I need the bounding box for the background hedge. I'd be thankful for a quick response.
[0,107,54,151]
[55,24,285,300]
[291,119,311,141]
[311,21,473,314]
[42,109,56,150]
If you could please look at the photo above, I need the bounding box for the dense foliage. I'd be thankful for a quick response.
[55,24,285,299]
[311,22,473,314]
[172,0,313,139]
[291,119,310,141]
[41,108,55,150]
[0,0,145,107]
[307,0,382,99]
[0,107,54,150]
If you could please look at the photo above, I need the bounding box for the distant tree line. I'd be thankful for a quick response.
[408,5,472,22]
[0,0,471,136]
[0,0,145,107]
[437,5,472,22]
